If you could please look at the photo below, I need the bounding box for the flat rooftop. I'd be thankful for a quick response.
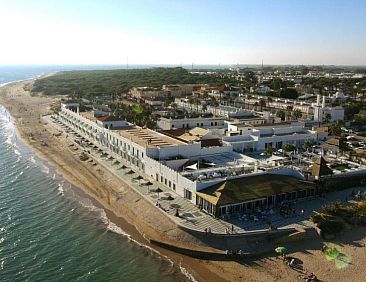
[117,127,185,148]
[249,122,299,128]
[79,111,183,148]
[80,111,98,123]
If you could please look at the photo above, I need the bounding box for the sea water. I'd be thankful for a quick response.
[0,67,187,281]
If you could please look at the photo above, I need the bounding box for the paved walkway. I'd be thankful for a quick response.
[48,116,230,233]
[47,115,366,235]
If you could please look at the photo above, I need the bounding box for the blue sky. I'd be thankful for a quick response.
[0,0,365,65]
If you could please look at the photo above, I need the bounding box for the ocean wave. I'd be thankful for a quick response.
[29,156,36,164]
[179,263,198,282]
[106,221,129,236]
[57,184,65,196]
[41,164,50,174]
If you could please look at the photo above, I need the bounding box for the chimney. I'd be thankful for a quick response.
[316,95,321,106]
[322,96,326,108]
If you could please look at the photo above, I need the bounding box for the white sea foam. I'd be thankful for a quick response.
[106,221,129,236]
[41,164,50,174]
[57,184,65,196]
[29,156,36,164]
[179,264,198,282]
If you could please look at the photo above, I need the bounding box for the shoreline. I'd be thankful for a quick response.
[0,79,222,281]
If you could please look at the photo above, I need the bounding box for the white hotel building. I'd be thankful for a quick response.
[58,104,317,216]
[224,121,318,152]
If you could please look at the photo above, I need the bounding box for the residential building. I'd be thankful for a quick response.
[157,116,226,130]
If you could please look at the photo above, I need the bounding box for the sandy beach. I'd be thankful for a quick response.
[1,79,366,282]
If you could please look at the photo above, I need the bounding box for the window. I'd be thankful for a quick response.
[184,189,192,200]
[164,178,167,185]
[197,123,199,126]
[169,181,171,188]
[201,123,203,126]
[211,122,213,126]
[172,125,175,128]
[173,184,176,191]
[161,176,163,182]
[215,122,217,126]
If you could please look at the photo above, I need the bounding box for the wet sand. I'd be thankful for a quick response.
[1,78,366,282]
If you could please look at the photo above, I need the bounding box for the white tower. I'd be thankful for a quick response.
[314,95,323,122]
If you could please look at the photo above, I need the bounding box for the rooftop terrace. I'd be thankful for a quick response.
[117,127,185,148]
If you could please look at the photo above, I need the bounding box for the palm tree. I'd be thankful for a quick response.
[265,145,275,156]
[293,109,302,120]
[286,106,293,120]
[324,113,332,123]
[259,98,266,111]
[283,143,296,153]
[277,110,286,121]
[304,140,314,152]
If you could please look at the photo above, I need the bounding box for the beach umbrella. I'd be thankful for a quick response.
[166,195,174,208]
[155,187,163,199]
[142,181,153,192]
[133,175,144,185]
[275,247,288,255]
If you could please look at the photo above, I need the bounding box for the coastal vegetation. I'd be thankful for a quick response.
[312,200,366,237]
[31,67,236,98]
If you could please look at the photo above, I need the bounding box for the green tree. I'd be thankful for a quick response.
[277,110,286,121]
[283,143,296,152]
[293,109,302,120]
[259,98,266,111]
[304,140,314,152]
[329,123,342,136]
[279,87,299,99]
[324,113,332,123]
[265,145,275,156]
